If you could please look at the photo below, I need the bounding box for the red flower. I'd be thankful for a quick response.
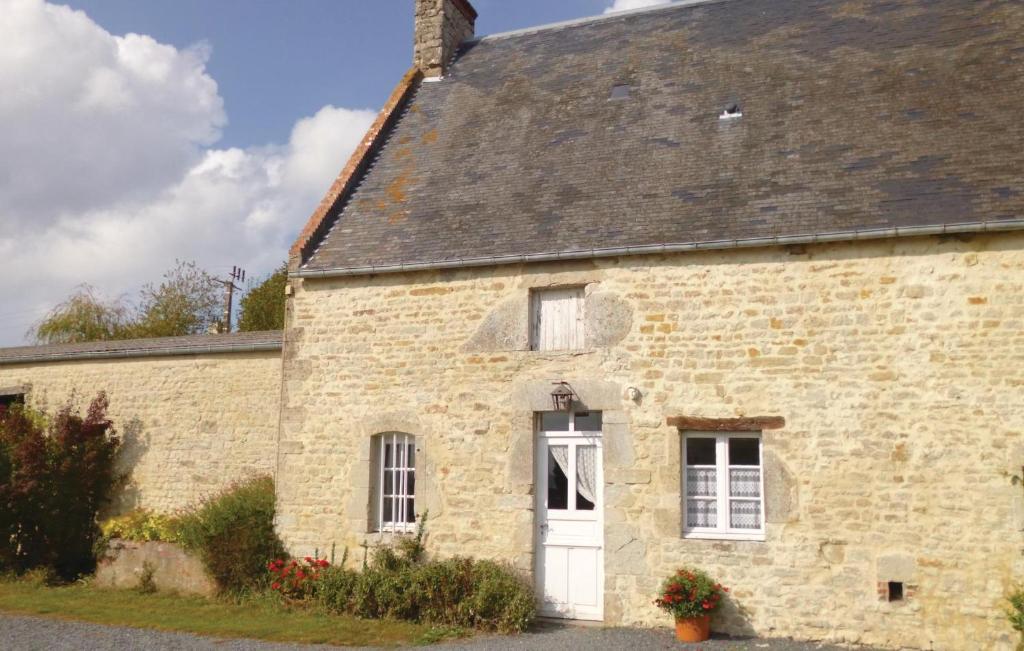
[271,582,280,590]
[702,601,710,609]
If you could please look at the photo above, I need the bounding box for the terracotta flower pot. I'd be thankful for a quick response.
[674,615,711,643]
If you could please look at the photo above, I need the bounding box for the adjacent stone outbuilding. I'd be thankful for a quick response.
[0,332,283,512]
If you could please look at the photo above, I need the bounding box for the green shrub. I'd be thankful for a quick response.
[0,395,122,580]
[1008,588,1024,650]
[312,541,535,633]
[459,560,536,633]
[175,475,286,594]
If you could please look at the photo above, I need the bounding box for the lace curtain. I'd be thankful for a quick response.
[550,445,597,505]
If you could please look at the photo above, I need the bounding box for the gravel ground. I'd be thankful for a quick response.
[0,613,872,651]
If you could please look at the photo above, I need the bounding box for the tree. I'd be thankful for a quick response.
[238,264,287,332]
[131,260,221,338]
[31,286,132,344]
[32,260,222,344]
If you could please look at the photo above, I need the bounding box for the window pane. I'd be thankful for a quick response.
[384,442,393,468]
[575,445,597,510]
[729,468,760,498]
[407,444,415,468]
[540,412,570,431]
[686,467,716,497]
[729,438,760,466]
[729,500,761,529]
[686,499,716,528]
[382,497,393,523]
[405,498,415,523]
[547,446,569,510]
[406,471,415,496]
[686,437,716,465]
[574,411,602,431]
[384,470,394,495]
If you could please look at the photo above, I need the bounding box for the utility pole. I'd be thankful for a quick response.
[218,266,246,333]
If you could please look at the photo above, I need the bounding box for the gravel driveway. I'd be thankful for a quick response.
[0,613,872,650]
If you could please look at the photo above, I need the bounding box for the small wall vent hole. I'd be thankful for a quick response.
[888,581,904,602]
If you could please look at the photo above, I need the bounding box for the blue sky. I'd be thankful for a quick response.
[63,0,618,149]
[0,0,667,345]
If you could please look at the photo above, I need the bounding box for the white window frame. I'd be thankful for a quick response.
[530,286,585,351]
[682,431,765,542]
[373,432,416,534]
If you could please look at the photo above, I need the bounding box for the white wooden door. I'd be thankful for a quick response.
[535,411,603,621]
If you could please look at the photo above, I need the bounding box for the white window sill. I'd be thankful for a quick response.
[372,526,416,536]
[527,348,595,355]
[683,531,765,542]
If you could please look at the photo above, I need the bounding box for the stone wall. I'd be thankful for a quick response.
[0,351,281,513]
[278,232,1024,650]
[95,539,215,596]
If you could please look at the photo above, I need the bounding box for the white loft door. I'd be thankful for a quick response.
[536,414,603,621]
[532,288,584,350]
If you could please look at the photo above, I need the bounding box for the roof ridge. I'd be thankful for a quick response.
[468,0,728,44]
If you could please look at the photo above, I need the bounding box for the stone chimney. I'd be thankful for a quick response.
[414,0,477,77]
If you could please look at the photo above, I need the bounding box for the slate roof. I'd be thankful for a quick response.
[302,0,1024,273]
[0,331,282,365]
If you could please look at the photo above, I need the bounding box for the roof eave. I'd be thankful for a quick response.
[292,219,1024,279]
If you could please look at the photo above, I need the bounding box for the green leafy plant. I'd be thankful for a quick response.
[654,567,728,620]
[100,509,184,544]
[1008,588,1024,650]
[175,475,286,594]
[0,395,122,580]
[136,561,157,594]
[308,514,535,634]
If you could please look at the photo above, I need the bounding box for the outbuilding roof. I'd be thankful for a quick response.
[300,0,1024,274]
[0,331,283,365]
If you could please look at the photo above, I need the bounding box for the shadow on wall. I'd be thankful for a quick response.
[105,416,149,517]
[717,591,757,638]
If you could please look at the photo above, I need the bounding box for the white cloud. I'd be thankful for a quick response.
[604,0,673,14]
[0,0,375,345]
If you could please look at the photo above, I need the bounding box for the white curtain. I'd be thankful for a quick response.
[550,445,597,505]
[576,445,596,504]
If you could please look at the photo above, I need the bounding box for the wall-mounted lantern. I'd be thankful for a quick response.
[551,381,575,412]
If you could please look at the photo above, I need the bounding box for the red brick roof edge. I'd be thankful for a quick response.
[289,67,424,267]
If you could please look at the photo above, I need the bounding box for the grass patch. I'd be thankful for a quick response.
[0,579,466,647]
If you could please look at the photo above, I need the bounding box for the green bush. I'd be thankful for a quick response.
[1008,588,1024,650]
[312,523,535,634]
[175,475,286,594]
[459,560,536,633]
[0,395,122,580]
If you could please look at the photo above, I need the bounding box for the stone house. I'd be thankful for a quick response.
[1,0,1023,648]
[278,0,1024,647]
